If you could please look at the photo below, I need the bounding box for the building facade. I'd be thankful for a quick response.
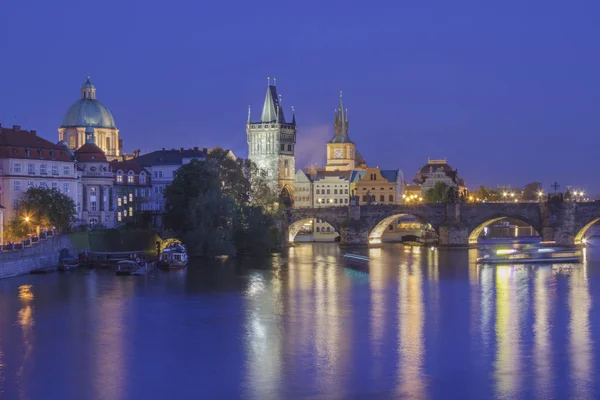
[0,124,78,228]
[73,127,115,228]
[294,169,314,208]
[58,77,121,160]
[246,81,296,197]
[111,161,152,225]
[352,167,403,205]
[325,92,366,172]
[414,158,466,195]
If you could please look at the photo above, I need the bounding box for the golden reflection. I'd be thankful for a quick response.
[494,266,523,398]
[533,267,553,397]
[17,284,35,400]
[480,266,494,348]
[396,264,425,398]
[569,265,593,398]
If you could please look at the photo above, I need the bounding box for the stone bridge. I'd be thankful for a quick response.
[285,202,600,247]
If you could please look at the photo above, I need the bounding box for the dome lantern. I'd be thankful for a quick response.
[81,76,96,100]
[85,125,95,144]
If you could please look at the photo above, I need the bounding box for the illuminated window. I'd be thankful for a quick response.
[127,171,134,184]
[69,136,76,149]
[116,171,123,183]
[123,196,128,205]
[129,193,133,202]
[129,207,133,216]
[118,198,122,207]
[117,212,122,222]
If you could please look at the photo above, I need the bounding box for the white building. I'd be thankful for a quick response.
[0,124,78,235]
[294,169,314,208]
[312,170,352,240]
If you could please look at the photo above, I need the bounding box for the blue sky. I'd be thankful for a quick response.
[1,0,599,193]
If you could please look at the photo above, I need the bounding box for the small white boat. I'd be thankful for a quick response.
[159,242,188,269]
[477,245,582,264]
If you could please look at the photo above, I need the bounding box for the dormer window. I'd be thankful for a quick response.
[127,171,134,184]
[26,148,31,158]
[116,170,123,183]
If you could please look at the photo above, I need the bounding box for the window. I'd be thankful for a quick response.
[118,198,122,207]
[118,212,122,222]
[123,195,128,205]
[380,195,385,202]
[13,163,22,173]
[13,199,19,209]
[52,182,58,190]
[40,164,47,175]
[140,173,146,185]
[316,227,320,232]
[345,198,348,204]
[123,209,128,217]
[127,171,134,184]
[315,189,319,195]
[106,137,111,151]
[154,187,159,194]
[362,195,366,202]
[63,183,70,193]
[389,195,394,202]
[154,170,163,178]
[64,166,71,176]
[334,199,338,203]
[287,144,292,151]
[326,227,331,232]
[371,195,375,202]
[27,181,34,189]
[28,164,34,174]
[69,136,76,149]
[345,189,348,194]
[129,207,133,216]
[326,189,330,194]
[334,189,338,194]
[116,171,123,183]
[14,181,21,192]
[129,193,133,202]
[52,165,59,175]
[280,144,285,151]
[90,187,97,212]
[40,182,47,189]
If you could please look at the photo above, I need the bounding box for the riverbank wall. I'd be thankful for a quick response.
[0,233,88,279]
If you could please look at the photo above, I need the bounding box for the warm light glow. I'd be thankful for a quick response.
[502,192,507,197]
[24,216,30,222]
[582,238,588,244]
[496,249,516,255]
[538,191,544,197]
[510,193,515,197]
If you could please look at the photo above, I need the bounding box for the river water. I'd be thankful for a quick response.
[0,242,599,399]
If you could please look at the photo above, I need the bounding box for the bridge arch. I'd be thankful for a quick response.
[288,217,341,243]
[574,217,600,245]
[368,213,437,245]
[467,216,541,245]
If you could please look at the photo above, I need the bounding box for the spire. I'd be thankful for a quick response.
[329,90,352,143]
[247,105,251,124]
[291,106,296,125]
[260,77,286,123]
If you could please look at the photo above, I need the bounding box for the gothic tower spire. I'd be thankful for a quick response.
[261,78,285,123]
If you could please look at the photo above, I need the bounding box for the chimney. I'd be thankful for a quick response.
[31,130,37,136]
[13,124,20,131]
[180,147,183,153]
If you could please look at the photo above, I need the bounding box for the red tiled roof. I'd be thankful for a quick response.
[74,143,107,162]
[111,160,148,174]
[0,125,72,162]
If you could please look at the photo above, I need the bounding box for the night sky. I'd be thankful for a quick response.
[1,0,599,193]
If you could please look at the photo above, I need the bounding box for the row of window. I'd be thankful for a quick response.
[116,171,148,184]
[279,144,293,152]
[316,188,349,195]
[13,162,71,176]
[117,208,134,222]
[315,226,332,233]
[361,187,394,191]
[362,195,395,202]
[14,180,71,193]
[317,198,349,204]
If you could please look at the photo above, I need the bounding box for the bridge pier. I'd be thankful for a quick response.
[339,220,371,246]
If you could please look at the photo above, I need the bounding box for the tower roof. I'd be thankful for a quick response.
[261,85,286,123]
[328,91,352,144]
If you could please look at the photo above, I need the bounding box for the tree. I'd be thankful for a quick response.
[424,182,449,203]
[523,182,542,201]
[564,189,572,202]
[164,154,281,257]
[474,185,500,202]
[17,187,76,231]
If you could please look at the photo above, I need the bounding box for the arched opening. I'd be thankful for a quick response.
[368,214,437,245]
[280,186,294,208]
[468,217,540,245]
[288,218,339,243]
[574,217,600,246]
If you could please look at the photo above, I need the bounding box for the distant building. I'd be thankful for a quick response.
[111,160,152,225]
[58,77,122,160]
[0,124,78,235]
[414,158,466,195]
[325,92,367,172]
[246,81,296,198]
[73,126,115,228]
[352,167,404,205]
[312,170,352,239]
[294,169,314,208]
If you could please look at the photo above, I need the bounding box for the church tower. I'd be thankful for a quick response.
[326,92,365,171]
[246,79,296,196]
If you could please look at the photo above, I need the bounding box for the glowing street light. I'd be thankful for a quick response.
[24,216,30,223]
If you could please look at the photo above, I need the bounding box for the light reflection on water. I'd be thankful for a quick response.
[0,243,598,398]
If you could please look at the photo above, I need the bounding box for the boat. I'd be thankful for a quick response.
[343,253,370,262]
[58,257,80,271]
[477,245,582,264]
[116,260,139,276]
[158,242,188,269]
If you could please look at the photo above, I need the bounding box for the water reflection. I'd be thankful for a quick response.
[396,258,425,398]
[17,285,35,400]
[534,267,553,397]
[569,265,593,398]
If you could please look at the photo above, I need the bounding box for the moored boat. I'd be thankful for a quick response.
[116,260,138,276]
[477,245,582,264]
[58,257,80,271]
[158,242,188,269]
